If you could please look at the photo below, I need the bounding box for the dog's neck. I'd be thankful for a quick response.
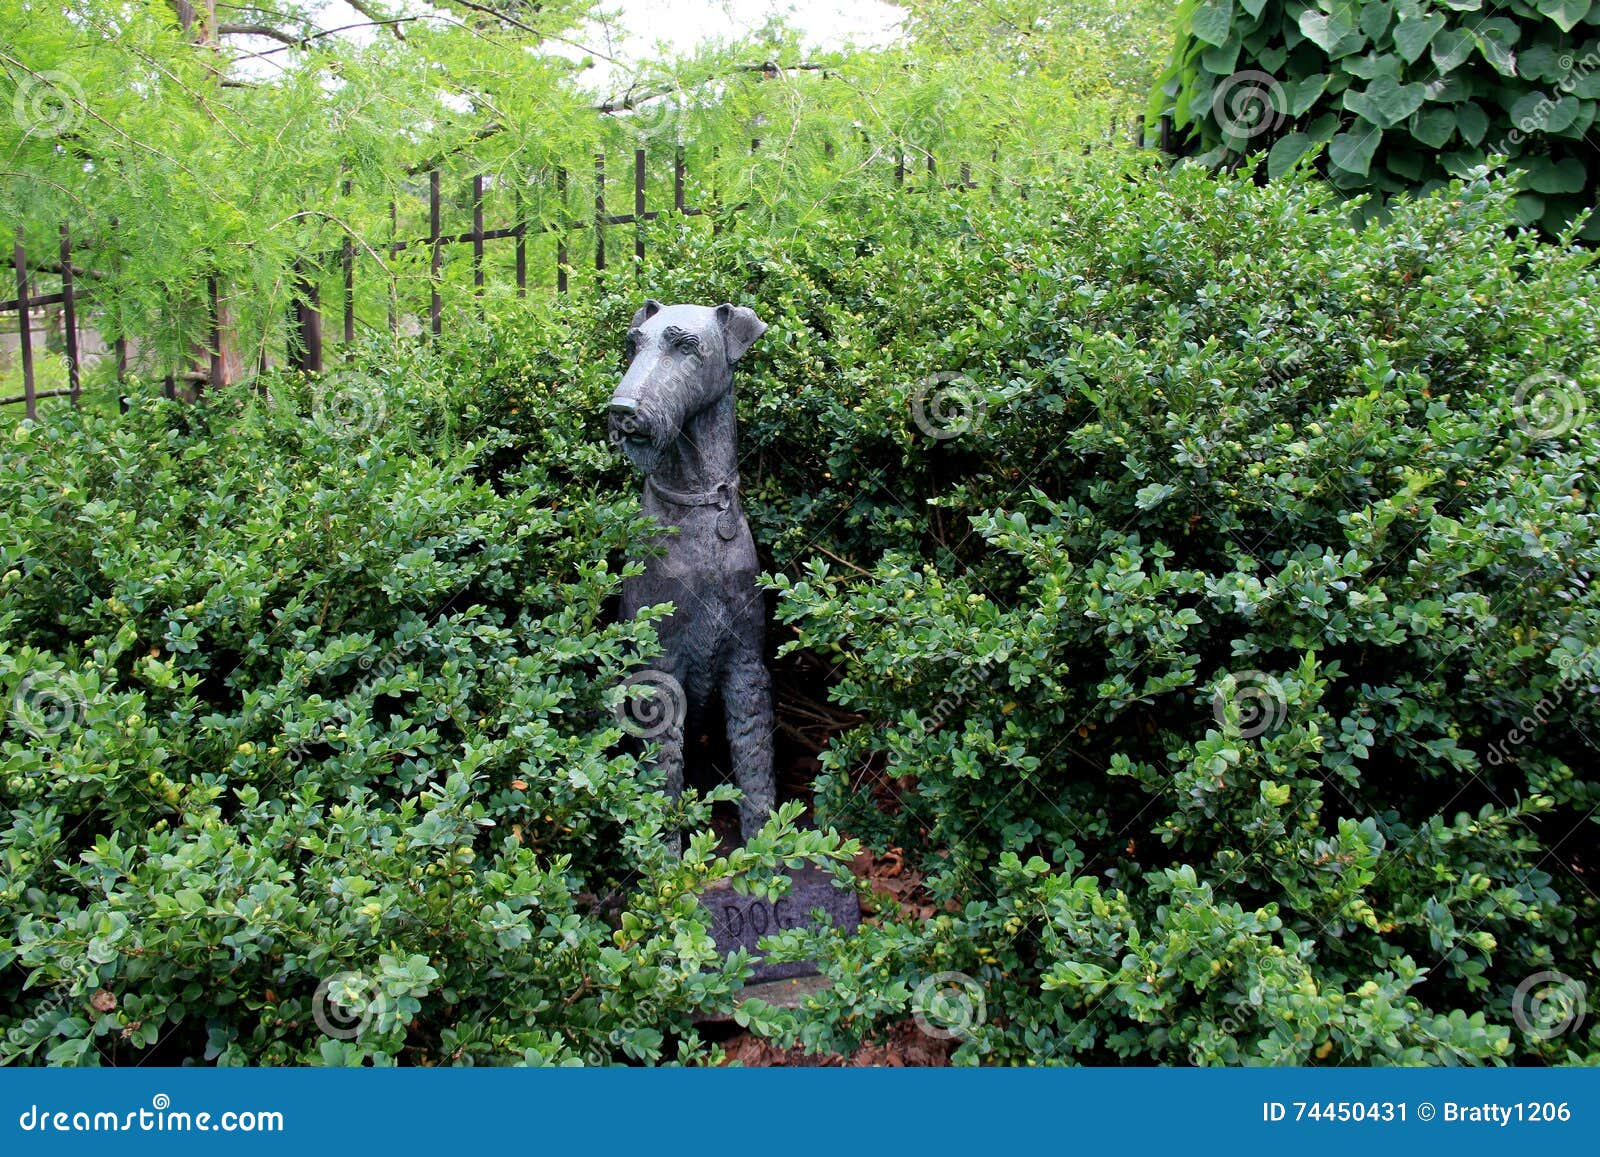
[649,392,739,497]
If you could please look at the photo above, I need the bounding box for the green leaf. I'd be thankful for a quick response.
[1201,40,1243,75]
[1511,91,1583,134]
[1287,74,1329,115]
[1472,31,1518,77]
[1431,29,1474,73]
[1192,0,1236,47]
[1267,132,1315,178]
[1410,105,1457,148]
[1240,0,1269,16]
[1305,112,1341,142]
[1536,0,1591,32]
[1299,9,1357,53]
[1346,52,1403,81]
[1521,155,1587,193]
[1456,101,1490,145]
[1393,14,1447,63]
[1329,127,1382,176]
[1360,3,1394,40]
[1345,78,1430,127]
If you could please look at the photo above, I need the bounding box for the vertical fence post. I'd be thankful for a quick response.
[895,152,905,186]
[429,169,442,337]
[293,263,322,374]
[674,146,686,212]
[556,166,569,294]
[205,274,223,394]
[115,335,128,412]
[514,184,527,297]
[342,176,355,358]
[12,229,35,421]
[594,153,607,274]
[387,199,398,335]
[634,148,646,274]
[110,216,128,412]
[471,173,485,300]
[59,223,80,405]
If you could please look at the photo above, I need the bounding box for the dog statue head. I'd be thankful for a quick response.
[607,300,766,475]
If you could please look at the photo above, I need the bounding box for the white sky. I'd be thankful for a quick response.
[244,2,907,91]
[570,1,906,91]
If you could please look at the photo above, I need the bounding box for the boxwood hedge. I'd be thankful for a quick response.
[3,156,1597,1064]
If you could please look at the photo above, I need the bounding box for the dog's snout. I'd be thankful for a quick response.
[609,398,638,416]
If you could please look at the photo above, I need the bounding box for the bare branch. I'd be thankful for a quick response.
[343,0,407,40]
[217,23,304,45]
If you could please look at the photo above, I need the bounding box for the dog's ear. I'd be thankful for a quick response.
[715,303,766,363]
[631,299,664,328]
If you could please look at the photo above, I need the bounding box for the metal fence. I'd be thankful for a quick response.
[2,115,1156,421]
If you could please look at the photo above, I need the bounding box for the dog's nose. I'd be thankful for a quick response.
[609,398,638,416]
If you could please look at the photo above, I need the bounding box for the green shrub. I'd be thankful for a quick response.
[746,163,1600,1063]
[1153,0,1600,239]
[5,156,1598,1066]
[0,365,854,1065]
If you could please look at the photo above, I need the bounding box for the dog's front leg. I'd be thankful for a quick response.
[657,720,686,857]
[723,658,775,840]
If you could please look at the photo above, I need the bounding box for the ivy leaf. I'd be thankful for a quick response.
[1329,127,1382,176]
[1345,78,1430,127]
[1191,0,1236,47]
[1409,105,1457,148]
[1359,3,1394,40]
[1521,155,1587,193]
[1298,10,1354,53]
[1535,0,1591,32]
[1287,74,1329,115]
[1455,101,1490,145]
[1472,31,1518,77]
[1430,29,1474,74]
[1267,132,1316,178]
[1393,13,1446,64]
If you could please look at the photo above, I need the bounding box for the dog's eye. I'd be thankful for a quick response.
[675,334,700,354]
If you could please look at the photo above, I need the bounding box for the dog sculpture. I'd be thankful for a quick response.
[608,300,774,843]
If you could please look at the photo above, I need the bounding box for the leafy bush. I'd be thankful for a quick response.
[0,363,854,1065]
[1153,0,1600,239]
[487,159,1597,1065]
[5,155,1598,1066]
[747,163,1600,1064]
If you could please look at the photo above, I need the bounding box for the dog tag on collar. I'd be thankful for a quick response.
[715,483,738,541]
